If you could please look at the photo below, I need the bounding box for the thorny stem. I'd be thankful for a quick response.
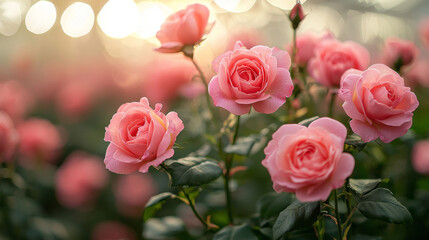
[183,191,208,228]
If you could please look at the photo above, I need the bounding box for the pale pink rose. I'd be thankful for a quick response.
[209,41,294,115]
[0,80,30,121]
[412,140,429,174]
[56,151,108,209]
[104,97,184,174]
[308,39,370,87]
[339,64,419,143]
[262,117,354,202]
[286,31,334,66]
[114,173,156,217]
[0,112,19,162]
[155,3,211,53]
[91,221,137,240]
[17,118,63,165]
[404,58,429,88]
[381,38,418,69]
[143,58,197,105]
[56,81,97,119]
[420,18,429,49]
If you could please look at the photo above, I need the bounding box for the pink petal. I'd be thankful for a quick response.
[330,153,354,188]
[139,149,174,173]
[350,119,379,142]
[295,182,332,202]
[272,47,291,69]
[154,42,184,53]
[105,144,141,174]
[377,120,412,143]
[309,117,347,146]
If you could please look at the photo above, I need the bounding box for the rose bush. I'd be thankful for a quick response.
[155,3,211,53]
[0,112,19,162]
[262,117,355,202]
[339,64,419,143]
[308,38,370,87]
[381,38,418,69]
[208,41,294,115]
[104,97,184,174]
[286,31,333,66]
[412,140,429,175]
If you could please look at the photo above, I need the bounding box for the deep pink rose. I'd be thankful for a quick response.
[91,221,137,240]
[208,41,294,115]
[104,97,184,174]
[56,151,108,209]
[262,117,354,202]
[339,64,419,143]
[412,140,429,175]
[0,80,30,121]
[308,39,370,87]
[17,118,63,165]
[114,173,156,217]
[286,31,334,66]
[0,112,19,162]
[420,18,429,49]
[381,38,418,69]
[155,3,211,53]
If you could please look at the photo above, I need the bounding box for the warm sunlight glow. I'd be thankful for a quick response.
[0,0,22,36]
[61,2,94,38]
[97,0,139,39]
[214,0,256,13]
[135,1,172,39]
[25,0,56,34]
[266,0,307,10]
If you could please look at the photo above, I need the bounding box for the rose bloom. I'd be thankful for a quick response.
[0,80,30,121]
[381,38,418,69]
[0,112,19,162]
[114,173,156,217]
[56,151,108,209]
[104,97,184,174]
[262,117,354,202]
[156,3,211,53]
[208,41,294,115]
[308,39,370,87]
[286,31,334,66]
[420,18,429,49]
[91,221,137,240]
[339,64,419,143]
[412,140,429,175]
[404,58,429,88]
[17,118,63,165]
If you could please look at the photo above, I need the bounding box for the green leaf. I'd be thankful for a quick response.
[344,134,367,153]
[298,116,320,127]
[224,135,261,156]
[273,200,320,240]
[213,223,258,240]
[349,179,382,196]
[357,188,413,224]
[164,157,222,187]
[143,192,177,221]
[257,192,292,226]
[143,216,186,239]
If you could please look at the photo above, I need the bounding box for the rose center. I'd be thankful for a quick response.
[296,142,315,162]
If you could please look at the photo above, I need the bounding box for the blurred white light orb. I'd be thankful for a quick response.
[60,2,94,38]
[214,0,256,13]
[0,0,22,36]
[25,0,56,34]
[135,1,172,39]
[266,0,307,10]
[97,0,139,39]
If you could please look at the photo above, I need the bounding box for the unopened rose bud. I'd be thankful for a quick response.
[289,1,305,30]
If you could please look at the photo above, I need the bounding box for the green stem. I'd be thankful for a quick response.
[223,115,240,225]
[328,91,337,118]
[345,178,352,215]
[0,170,17,239]
[183,191,208,228]
[333,189,343,240]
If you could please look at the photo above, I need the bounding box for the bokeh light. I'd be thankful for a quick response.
[97,0,139,39]
[60,2,94,38]
[25,0,56,34]
[266,0,308,10]
[135,1,172,39]
[0,0,23,36]
[214,0,256,13]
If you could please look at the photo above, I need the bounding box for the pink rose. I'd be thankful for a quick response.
[155,3,211,53]
[0,80,31,121]
[412,140,429,175]
[419,18,429,49]
[56,151,108,209]
[339,64,419,143]
[286,31,334,66]
[381,38,418,69]
[208,41,294,115]
[17,118,63,165]
[404,58,429,88]
[91,221,137,240]
[308,39,370,87]
[0,112,19,162]
[262,117,354,202]
[104,97,184,174]
[114,173,156,217]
